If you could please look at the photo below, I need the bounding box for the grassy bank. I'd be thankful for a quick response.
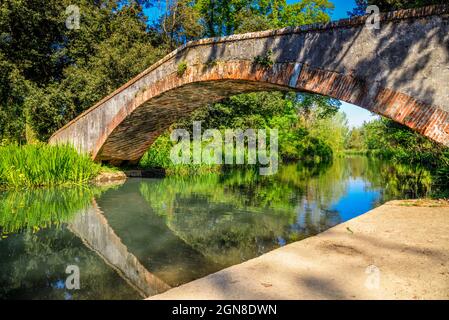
[0,144,102,189]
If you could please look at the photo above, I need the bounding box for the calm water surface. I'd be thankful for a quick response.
[0,156,433,299]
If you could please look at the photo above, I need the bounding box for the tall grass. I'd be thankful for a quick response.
[0,144,101,189]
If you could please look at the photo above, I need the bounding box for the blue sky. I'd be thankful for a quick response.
[331,0,357,20]
[144,0,374,128]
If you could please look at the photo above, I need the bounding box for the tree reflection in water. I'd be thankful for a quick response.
[0,156,434,299]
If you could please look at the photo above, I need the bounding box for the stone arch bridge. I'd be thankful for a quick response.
[49,5,449,164]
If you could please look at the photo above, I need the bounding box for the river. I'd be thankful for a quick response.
[0,156,433,299]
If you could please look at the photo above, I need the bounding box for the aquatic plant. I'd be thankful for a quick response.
[0,144,101,188]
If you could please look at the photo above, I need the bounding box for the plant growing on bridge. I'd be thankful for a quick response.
[253,50,274,68]
[177,61,188,77]
[205,59,218,68]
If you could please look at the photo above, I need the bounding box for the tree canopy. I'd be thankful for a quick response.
[1,0,166,142]
[348,0,446,16]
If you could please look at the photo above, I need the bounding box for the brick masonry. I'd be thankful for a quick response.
[49,5,449,163]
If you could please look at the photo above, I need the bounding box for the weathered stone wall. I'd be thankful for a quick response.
[49,5,449,163]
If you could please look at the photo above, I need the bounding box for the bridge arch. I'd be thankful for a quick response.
[49,5,449,163]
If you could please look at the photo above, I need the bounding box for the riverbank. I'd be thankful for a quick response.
[149,200,449,300]
[91,170,127,186]
[0,144,128,189]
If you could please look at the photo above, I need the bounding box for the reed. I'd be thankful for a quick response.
[0,144,101,188]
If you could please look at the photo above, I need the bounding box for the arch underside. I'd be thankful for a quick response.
[94,61,449,163]
[95,79,290,163]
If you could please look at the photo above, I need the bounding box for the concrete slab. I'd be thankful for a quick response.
[149,201,449,300]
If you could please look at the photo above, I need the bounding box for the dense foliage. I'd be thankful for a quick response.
[0,0,165,142]
[140,91,349,171]
[159,0,334,46]
[348,0,446,16]
[345,118,449,196]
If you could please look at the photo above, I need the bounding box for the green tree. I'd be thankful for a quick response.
[345,127,365,150]
[27,1,166,141]
[158,0,335,43]
[346,117,449,196]
[0,1,167,142]
[239,0,334,32]
[349,0,446,16]
[0,0,68,143]
[159,0,204,49]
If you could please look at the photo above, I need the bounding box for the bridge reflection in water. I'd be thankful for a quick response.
[66,170,344,297]
[68,200,171,297]
[0,157,434,299]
